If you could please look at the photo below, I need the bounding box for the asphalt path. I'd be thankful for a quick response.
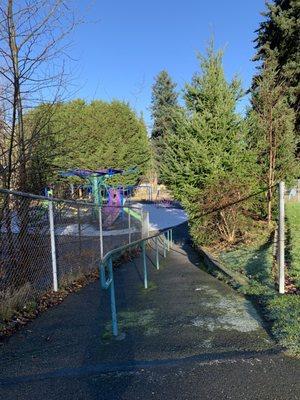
[0,224,299,399]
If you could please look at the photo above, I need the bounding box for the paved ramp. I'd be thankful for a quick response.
[0,224,299,399]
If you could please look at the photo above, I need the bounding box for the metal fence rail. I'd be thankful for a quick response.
[0,188,147,321]
[100,228,173,336]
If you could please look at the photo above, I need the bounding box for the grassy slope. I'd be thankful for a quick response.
[217,229,300,357]
[286,202,300,289]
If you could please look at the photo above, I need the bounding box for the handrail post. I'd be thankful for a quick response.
[77,203,82,257]
[128,211,131,244]
[170,229,173,248]
[167,230,170,251]
[163,233,167,258]
[108,257,118,336]
[99,207,103,260]
[155,236,159,270]
[142,241,148,288]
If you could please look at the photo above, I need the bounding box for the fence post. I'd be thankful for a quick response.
[142,241,148,289]
[48,199,58,292]
[108,257,118,336]
[149,186,152,202]
[142,211,150,238]
[279,181,285,294]
[99,207,103,260]
[128,211,131,244]
[77,204,82,257]
[155,236,159,270]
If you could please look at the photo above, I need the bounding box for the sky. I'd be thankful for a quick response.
[70,0,266,130]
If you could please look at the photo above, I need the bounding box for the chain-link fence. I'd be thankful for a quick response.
[47,183,154,203]
[0,188,146,321]
[44,182,175,204]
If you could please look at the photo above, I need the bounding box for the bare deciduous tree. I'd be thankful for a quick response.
[0,0,77,191]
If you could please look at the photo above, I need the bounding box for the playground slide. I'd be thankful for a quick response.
[102,188,123,228]
[102,206,120,228]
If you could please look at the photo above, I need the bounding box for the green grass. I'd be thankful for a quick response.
[267,295,300,356]
[286,202,300,289]
[219,236,274,291]
[217,230,300,357]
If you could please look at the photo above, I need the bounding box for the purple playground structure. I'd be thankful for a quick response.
[103,188,124,227]
[59,167,133,228]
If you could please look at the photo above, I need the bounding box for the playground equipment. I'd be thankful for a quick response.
[59,168,142,229]
[59,168,124,228]
[60,168,125,206]
[104,187,124,227]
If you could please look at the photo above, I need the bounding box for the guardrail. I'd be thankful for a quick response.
[100,228,173,336]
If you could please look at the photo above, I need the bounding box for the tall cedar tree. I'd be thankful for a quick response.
[161,44,257,245]
[151,71,178,168]
[254,0,300,152]
[249,55,297,222]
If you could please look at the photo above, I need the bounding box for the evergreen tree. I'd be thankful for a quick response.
[161,44,257,245]
[151,70,178,140]
[249,54,297,222]
[150,71,178,176]
[254,0,300,148]
[27,100,152,192]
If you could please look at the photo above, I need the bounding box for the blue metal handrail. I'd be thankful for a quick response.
[99,228,173,336]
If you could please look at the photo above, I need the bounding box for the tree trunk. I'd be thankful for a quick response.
[8,0,27,192]
[267,107,274,224]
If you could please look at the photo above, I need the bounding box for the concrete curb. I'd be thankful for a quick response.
[197,246,250,287]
